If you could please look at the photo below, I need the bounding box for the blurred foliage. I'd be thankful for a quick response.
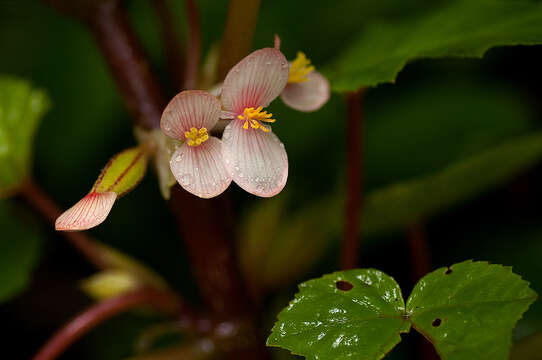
[324,0,542,91]
[1,0,542,359]
[0,201,41,303]
[0,75,49,195]
[269,261,537,360]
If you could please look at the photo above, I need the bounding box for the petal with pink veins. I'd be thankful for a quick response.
[55,191,117,231]
[281,71,330,112]
[161,90,221,140]
[222,120,288,197]
[169,137,231,198]
[221,48,289,114]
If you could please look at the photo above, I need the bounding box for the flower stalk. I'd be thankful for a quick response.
[341,89,365,270]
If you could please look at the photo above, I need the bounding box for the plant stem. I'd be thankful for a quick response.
[183,0,201,90]
[218,0,261,79]
[152,0,186,91]
[407,223,432,282]
[32,289,185,360]
[19,178,109,269]
[88,0,166,130]
[341,89,365,270]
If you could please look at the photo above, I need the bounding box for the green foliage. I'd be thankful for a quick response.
[0,76,49,195]
[324,0,542,91]
[0,201,41,303]
[268,261,537,360]
[363,132,542,237]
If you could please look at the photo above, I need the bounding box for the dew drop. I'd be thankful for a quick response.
[266,61,272,65]
[175,154,183,161]
[179,174,193,186]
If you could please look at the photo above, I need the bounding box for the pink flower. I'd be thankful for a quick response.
[281,51,330,112]
[161,90,231,198]
[220,48,290,197]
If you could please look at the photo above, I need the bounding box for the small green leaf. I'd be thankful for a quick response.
[0,75,50,195]
[81,269,142,300]
[94,146,149,197]
[363,132,542,237]
[267,269,410,360]
[407,261,537,360]
[0,201,41,303]
[325,0,542,91]
[268,261,537,360]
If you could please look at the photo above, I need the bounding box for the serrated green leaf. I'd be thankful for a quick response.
[363,132,542,237]
[268,261,537,360]
[324,0,542,91]
[0,201,41,303]
[407,261,537,360]
[94,146,149,196]
[267,269,410,360]
[0,75,49,195]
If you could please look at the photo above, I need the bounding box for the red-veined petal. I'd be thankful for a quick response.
[222,120,288,197]
[169,137,231,198]
[55,191,117,231]
[221,48,289,114]
[160,90,221,139]
[281,71,330,112]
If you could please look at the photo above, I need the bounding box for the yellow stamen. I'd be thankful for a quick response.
[288,51,315,84]
[184,127,209,147]
[237,106,275,132]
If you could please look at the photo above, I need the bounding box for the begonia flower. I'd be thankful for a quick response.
[281,51,330,112]
[161,90,231,198]
[220,48,290,197]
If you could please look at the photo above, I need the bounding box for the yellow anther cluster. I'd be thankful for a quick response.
[185,127,209,147]
[238,106,276,133]
[288,51,315,84]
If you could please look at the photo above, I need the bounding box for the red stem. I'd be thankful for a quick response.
[341,90,364,270]
[183,0,201,90]
[152,0,186,91]
[18,179,109,269]
[407,223,432,282]
[32,289,185,360]
[87,0,167,129]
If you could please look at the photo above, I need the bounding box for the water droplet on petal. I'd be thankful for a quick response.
[179,174,193,186]
[175,154,183,161]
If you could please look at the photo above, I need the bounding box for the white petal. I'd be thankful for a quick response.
[221,48,289,114]
[222,120,288,197]
[55,192,117,231]
[169,137,231,198]
[160,90,221,139]
[281,71,330,112]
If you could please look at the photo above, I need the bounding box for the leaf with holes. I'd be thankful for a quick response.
[56,145,149,231]
[267,269,410,360]
[0,75,50,196]
[324,0,542,91]
[268,261,537,360]
[407,261,537,360]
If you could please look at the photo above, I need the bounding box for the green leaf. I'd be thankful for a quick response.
[325,0,542,91]
[0,201,41,303]
[363,132,542,237]
[407,261,537,359]
[0,75,50,195]
[267,269,410,360]
[268,261,537,360]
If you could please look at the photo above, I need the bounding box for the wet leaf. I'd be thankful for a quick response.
[325,0,542,91]
[0,76,49,196]
[268,261,537,360]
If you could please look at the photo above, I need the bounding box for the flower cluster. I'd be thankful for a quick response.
[160,46,329,199]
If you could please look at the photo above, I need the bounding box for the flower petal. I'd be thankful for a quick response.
[221,48,289,114]
[222,120,288,197]
[169,137,231,198]
[160,90,221,139]
[281,71,330,112]
[55,191,117,231]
